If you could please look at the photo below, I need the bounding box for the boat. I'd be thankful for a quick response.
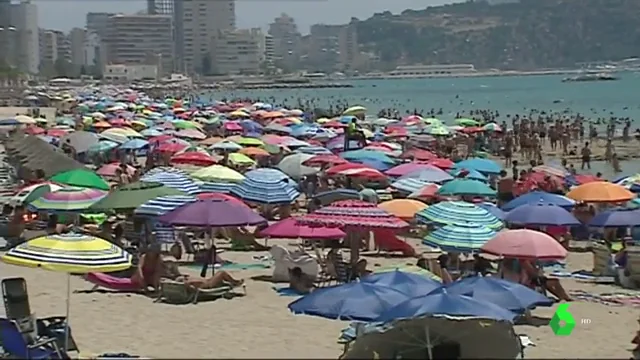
[562,72,618,82]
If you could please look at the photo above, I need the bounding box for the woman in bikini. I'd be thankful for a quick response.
[131,244,164,293]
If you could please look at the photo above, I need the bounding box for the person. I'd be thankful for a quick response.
[520,259,572,301]
[497,170,514,206]
[580,141,591,170]
[472,254,493,276]
[0,205,26,246]
[45,214,67,235]
[183,271,244,290]
[345,118,365,150]
[131,243,164,293]
[288,267,314,294]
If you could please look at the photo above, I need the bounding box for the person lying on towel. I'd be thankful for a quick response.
[162,260,244,290]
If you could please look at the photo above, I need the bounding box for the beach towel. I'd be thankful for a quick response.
[188,262,271,271]
[271,286,302,297]
[339,322,390,343]
[84,273,140,292]
[373,229,416,257]
[549,270,615,283]
[570,289,640,307]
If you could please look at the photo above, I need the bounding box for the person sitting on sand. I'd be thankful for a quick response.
[131,243,164,294]
[520,259,572,301]
[289,267,314,294]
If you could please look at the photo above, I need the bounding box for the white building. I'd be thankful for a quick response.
[38,29,58,64]
[177,0,235,74]
[104,64,158,82]
[10,0,39,74]
[68,28,86,67]
[83,32,100,67]
[210,28,264,75]
[268,13,301,69]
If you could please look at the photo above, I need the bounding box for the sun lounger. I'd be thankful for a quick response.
[154,279,244,304]
[84,272,141,292]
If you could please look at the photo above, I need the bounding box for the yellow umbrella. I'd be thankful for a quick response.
[343,106,367,116]
[236,137,264,147]
[316,118,331,124]
[229,110,250,118]
[102,127,144,138]
[130,120,148,129]
[191,165,245,183]
[229,153,256,166]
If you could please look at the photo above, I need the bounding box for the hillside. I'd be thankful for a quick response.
[354,0,640,70]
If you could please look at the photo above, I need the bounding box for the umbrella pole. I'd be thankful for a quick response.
[425,325,433,359]
[64,273,71,353]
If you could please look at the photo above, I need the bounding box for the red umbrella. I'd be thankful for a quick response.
[326,163,370,175]
[481,229,568,260]
[170,152,217,166]
[400,148,437,161]
[260,217,345,239]
[25,127,45,135]
[573,174,601,185]
[148,135,175,145]
[460,126,484,134]
[298,200,408,229]
[407,183,441,200]
[429,158,454,169]
[157,141,188,153]
[96,163,136,177]
[322,120,347,128]
[109,118,131,127]
[302,154,348,167]
[326,163,386,179]
[47,129,68,137]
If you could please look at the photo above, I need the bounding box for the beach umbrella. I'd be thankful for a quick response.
[454,158,502,175]
[140,128,163,137]
[454,118,480,127]
[190,165,245,183]
[386,163,441,178]
[199,182,239,194]
[389,178,431,194]
[450,168,487,182]
[481,229,568,260]
[288,282,408,322]
[376,289,518,323]
[1,233,132,350]
[239,146,270,158]
[120,138,149,150]
[373,264,441,281]
[416,201,503,229]
[10,182,64,206]
[588,208,640,227]
[49,169,110,190]
[378,199,428,220]
[312,189,361,206]
[259,217,345,239]
[228,153,256,166]
[28,187,107,212]
[343,106,367,116]
[614,174,640,192]
[505,202,580,226]
[302,154,347,167]
[476,202,506,220]
[501,191,575,211]
[232,168,299,204]
[443,277,553,312]
[533,165,569,178]
[298,200,409,229]
[87,140,119,154]
[423,223,496,252]
[90,181,186,211]
[134,195,197,217]
[361,270,440,298]
[0,118,20,126]
[96,163,136,177]
[341,150,396,165]
[60,131,99,153]
[397,167,453,184]
[170,151,216,166]
[424,125,450,136]
[566,181,635,203]
[408,183,441,200]
[483,123,502,132]
[158,198,266,227]
[437,178,496,197]
[140,171,201,195]
[277,153,320,180]
[295,145,333,155]
[145,166,188,177]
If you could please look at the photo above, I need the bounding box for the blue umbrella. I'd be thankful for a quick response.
[361,270,441,297]
[502,191,575,211]
[240,119,263,132]
[351,159,393,171]
[454,158,502,175]
[400,168,453,183]
[341,150,396,165]
[505,202,581,226]
[0,118,20,126]
[476,202,506,220]
[437,179,496,197]
[416,201,503,229]
[391,178,432,194]
[134,195,197,217]
[589,208,640,227]
[120,138,149,150]
[423,223,496,252]
[376,289,518,323]
[199,182,238,194]
[443,277,553,312]
[232,168,299,204]
[449,168,487,182]
[288,282,409,322]
[140,171,201,195]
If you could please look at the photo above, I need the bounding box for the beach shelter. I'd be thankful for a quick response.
[140,171,201,195]
[277,153,319,180]
[158,198,266,227]
[481,229,568,260]
[378,199,428,220]
[49,169,110,190]
[60,131,100,153]
[436,178,496,197]
[259,217,345,240]
[1,233,132,350]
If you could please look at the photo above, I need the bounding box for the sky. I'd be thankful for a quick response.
[34,0,456,34]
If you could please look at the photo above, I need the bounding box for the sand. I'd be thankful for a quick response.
[0,237,635,359]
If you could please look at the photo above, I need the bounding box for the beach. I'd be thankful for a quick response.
[1,238,634,359]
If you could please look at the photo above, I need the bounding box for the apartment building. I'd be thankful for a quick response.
[308,24,359,72]
[38,29,58,64]
[10,0,39,74]
[268,13,301,69]
[68,28,86,67]
[104,14,174,75]
[176,0,235,74]
[83,32,100,67]
[0,0,13,67]
[86,12,114,71]
[147,0,173,15]
[210,28,265,75]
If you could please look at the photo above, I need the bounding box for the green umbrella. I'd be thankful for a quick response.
[89,181,186,211]
[436,178,496,197]
[49,169,110,191]
[426,126,450,136]
[455,118,480,127]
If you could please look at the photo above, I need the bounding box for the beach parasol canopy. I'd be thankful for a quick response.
[60,131,99,153]
[361,270,441,298]
[566,181,635,203]
[387,164,448,179]
[481,229,568,260]
[288,282,408,322]
[312,189,362,206]
[390,178,434,194]
[259,217,345,240]
[28,187,107,212]
[49,169,110,190]
[90,181,186,211]
[378,199,428,220]
[277,153,320,180]
[501,190,575,211]
[190,165,245,183]
[504,202,580,226]
[158,198,266,227]
[476,202,506,220]
[134,194,197,217]
[454,158,502,175]
[140,171,201,195]
[298,200,409,229]
[423,223,496,253]
[588,207,640,227]
[342,106,367,116]
[416,201,503,229]
[9,182,64,206]
[436,178,496,197]
[341,150,396,165]
[96,163,136,177]
[443,277,553,313]
[232,168,300,204]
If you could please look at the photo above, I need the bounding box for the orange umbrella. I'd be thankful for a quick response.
[239,147,270,157]
[93,121,112,128]
[378,199,428,220]
[198,136,223,146]
[566,181,635,203]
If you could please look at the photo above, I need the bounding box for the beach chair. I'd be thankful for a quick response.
[625,246,640,289]
[269,244,319,282]
[1,277,37,341]
[180,234,207,262]
[0,318,64,359]
[36,316,79,353]
[154,279,241,304]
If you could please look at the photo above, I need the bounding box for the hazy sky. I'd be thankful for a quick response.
[34,0,456,33]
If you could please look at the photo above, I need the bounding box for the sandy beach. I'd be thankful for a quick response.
[0,237,634,359]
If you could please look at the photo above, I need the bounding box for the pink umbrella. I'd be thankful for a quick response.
[96,163,136,177]
[223,122,243,131]
[480,229,568,260]
[385,163,444,177]
[175,129,206,140]
[260,217,345,240]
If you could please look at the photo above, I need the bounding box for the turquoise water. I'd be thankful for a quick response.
[204,73,640,123]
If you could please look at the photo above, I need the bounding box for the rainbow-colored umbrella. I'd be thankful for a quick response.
[28,187,108,212]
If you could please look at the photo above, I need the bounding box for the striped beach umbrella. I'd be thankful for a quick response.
[145,166,188,177]
[231,168,300,204]
[199,182,238,194]
[423,223,496,252]
[134,195,197,217]
[141,171,201,195]
[416,201,503,229]
[28,187,107,212]
[390,178,432,194]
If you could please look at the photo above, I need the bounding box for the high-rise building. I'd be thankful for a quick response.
[38,29,57,64]
[10,0,38,74]
[268,13,301,69]
[147,0,173,15]
[54,30,70,63]
[0,0,13,67]
[178,0,235,74]
[83,32,100,67]
[210,28,263,75]
[104,14,174,75]
[86,12,114,72]
[68,27,86,67]
[309,24,359,72]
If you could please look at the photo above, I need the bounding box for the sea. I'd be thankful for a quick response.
[203,73,640,179]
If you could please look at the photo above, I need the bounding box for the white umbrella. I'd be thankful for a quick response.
[277,153,320,180]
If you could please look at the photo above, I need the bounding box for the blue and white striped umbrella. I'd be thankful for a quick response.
[295,146,332,155]
[416,201,503,229]
[140,171,201,195]
[231,168,300,204]
[134,195,197,217]
[199,182,238,194]
[390,178,432,194]
[145,166,187,177]
[423,223,496,253]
